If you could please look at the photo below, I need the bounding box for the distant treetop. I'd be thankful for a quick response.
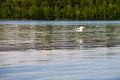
[0,0,120,20]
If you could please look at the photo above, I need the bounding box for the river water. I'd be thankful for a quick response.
[0,21,120,80]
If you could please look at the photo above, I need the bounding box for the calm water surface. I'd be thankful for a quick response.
[0,21,120,80]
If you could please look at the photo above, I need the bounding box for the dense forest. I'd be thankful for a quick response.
[0,0,120,20]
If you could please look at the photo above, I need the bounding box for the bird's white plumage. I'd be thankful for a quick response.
[75,26,85,32]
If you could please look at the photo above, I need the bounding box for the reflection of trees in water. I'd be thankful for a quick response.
[106,25,116,40]
[35,25,84,49]
[42,25,54,44]
[0,25,20,44]
[0,24,120,49]
[0,24,36,44]
[19,25,34,40]
[0,25,6,42]
[105,25,119,47]
[36,25,55,44]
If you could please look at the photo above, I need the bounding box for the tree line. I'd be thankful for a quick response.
[0,0,120,20]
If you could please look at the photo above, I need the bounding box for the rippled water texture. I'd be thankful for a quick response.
[0,21,120,80]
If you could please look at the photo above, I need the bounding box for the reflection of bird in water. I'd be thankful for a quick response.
[75,38,84,49]
[75,38,83,45]
[75,26,85,32]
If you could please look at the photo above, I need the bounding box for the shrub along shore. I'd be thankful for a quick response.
[0,0,120,20]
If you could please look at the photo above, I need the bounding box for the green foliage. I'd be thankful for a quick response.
[0,0,120,20]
